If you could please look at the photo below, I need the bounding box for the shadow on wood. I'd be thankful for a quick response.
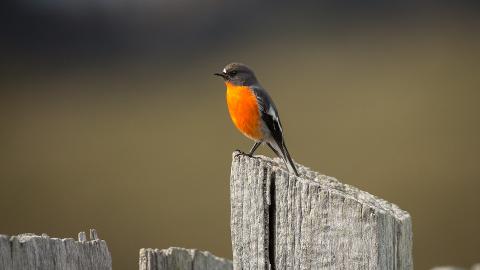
[230,151,413,270]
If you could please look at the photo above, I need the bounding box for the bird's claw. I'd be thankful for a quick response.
[234,150,256,158]
[234,149,246,158]
[234,149,260,160]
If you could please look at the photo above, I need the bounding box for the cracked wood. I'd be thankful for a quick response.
[230,151,413,270]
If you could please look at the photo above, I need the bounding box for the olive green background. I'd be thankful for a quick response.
[1,2,479,269]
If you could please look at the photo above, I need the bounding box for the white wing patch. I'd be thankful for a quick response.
[223,68,227,73]
[267,106,276,118]
[267,105,283,132]
[252,86,284,134]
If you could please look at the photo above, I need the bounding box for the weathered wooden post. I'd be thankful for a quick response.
[230,152,413,270]
[139,247,232,270]
[0,229,111,270]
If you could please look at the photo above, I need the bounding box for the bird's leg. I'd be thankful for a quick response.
[266,142,282,158]
[234,142,262,158]
[247,142,262,157]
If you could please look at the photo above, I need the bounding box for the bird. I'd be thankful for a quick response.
[214,62,299,176]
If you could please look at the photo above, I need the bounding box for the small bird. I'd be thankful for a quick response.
[215,63,299,176]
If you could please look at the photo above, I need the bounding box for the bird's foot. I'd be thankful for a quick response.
[234,149,246,158]
[234,149,261,160]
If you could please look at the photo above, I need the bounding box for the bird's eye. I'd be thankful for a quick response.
[229,71,237,76]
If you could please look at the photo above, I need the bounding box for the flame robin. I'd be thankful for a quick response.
[215,62,299,176]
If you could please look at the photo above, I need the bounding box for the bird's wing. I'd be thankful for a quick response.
[250,85,283,144]
[251,85,299,176]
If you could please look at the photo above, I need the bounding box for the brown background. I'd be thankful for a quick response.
[1,1,479,269]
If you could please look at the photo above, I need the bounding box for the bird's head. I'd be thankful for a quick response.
[214,63,258,86]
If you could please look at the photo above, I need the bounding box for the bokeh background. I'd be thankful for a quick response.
[1,1,479,269]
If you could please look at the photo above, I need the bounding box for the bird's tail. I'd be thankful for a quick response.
[268,141,299,176]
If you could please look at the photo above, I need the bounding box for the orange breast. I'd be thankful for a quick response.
[226,82,262,140]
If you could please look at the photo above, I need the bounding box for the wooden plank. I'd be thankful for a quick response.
[0,229,111,270]
[139,247,232,270]
[430,267,466,270]
[230,151,413,270]
[430,265,480,270]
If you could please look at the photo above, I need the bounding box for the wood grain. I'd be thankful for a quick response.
[0,230,111,270]
[139,247,232,270]
[230,151,413,270]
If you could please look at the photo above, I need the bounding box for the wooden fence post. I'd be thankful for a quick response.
[0,229,111,270]
[139,247,232,270]
[230,152,413,270]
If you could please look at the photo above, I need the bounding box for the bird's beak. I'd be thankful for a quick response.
[214,72,228,79]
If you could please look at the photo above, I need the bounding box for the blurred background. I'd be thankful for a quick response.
[1,1,479,269]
